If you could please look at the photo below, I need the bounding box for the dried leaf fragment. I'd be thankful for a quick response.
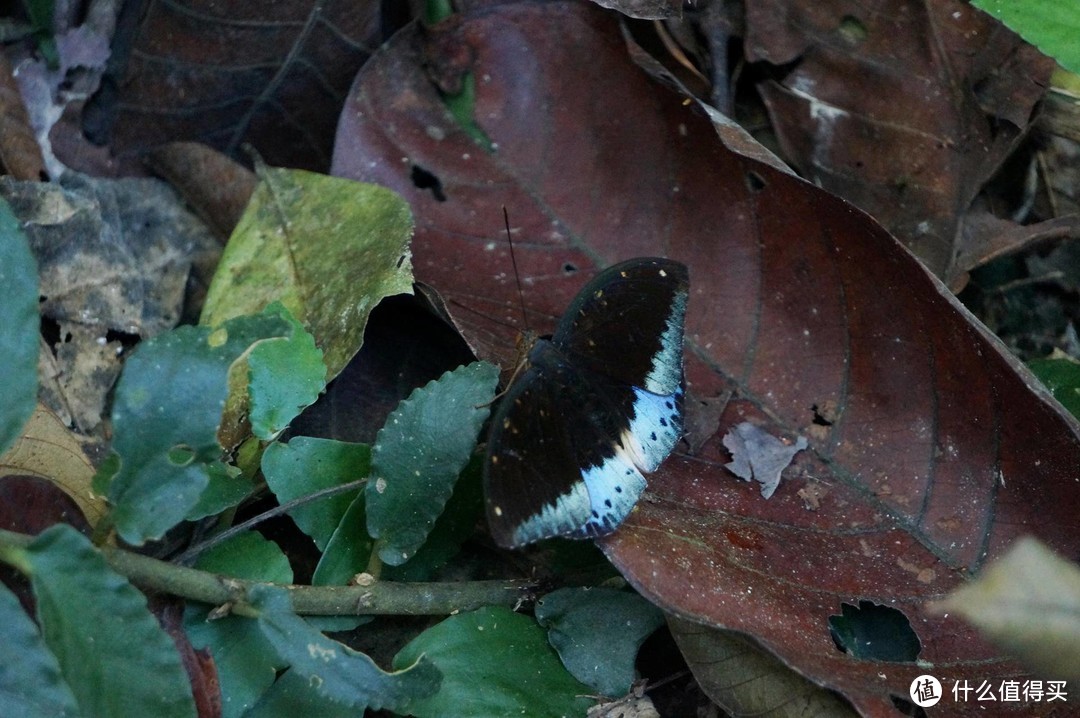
[722,422,808,499]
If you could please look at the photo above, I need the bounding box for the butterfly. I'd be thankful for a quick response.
[484,257,689,548]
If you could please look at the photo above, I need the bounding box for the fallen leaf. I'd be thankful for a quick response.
[721,421,807,499]
[0,404,105,527]
[84,0,385,172]
[929,537,1080,681]
[743,0,1057,284]
[330,3,1080,713]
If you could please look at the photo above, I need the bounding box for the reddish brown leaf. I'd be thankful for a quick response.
[330,2,1080,714]
[741,0,1056,285]
[0,54,47,180]
[145,142,257,241]
[88,0,385,172]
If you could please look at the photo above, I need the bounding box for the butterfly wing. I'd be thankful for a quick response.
[484,257,689,548]
[552,257,688,397]
[484,349,650,548]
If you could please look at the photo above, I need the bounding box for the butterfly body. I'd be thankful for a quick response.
[484,257,689,548]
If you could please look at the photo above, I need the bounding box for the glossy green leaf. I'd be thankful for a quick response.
[261,437,370,551]
[1028,353,1080,421]
[311,492,373,586]
[393,606,593,717]
[535,587,664,697]
[366,361,499,566]
[0,582,79,718]
[0,197,39,456]
[185,461,256,521]
[185,606,281,718]
[26,525,195,718]
[194,531,292,585]
[244,669,360,718]
[250,584,441,712]
[246,304,326,440]
[104,314,290,545]
[973,0,1080,74]
[200,167,414,379]
[383,454,485,582]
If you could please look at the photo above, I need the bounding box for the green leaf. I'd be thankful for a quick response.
[0,197,39,456]
[194,531,292,584]
[1028,353,1080,420]
[104,314,291,545]
[382,454,485,582]
[535,587,664,697]
[311,492,374,586]
[261,437,370,551]
[185,607,282,718]
[367,361,499,566]
[25,524,195,718]
[393,606,592,718]
[0,582,79,718]
[200,167,415,379]
[245,668,361,718]
[246,304,326,440]
[186,461,256,521]
[250,584,441,712]
[972,0,1080,74]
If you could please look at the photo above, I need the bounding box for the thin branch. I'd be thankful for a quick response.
[0,528,540,616]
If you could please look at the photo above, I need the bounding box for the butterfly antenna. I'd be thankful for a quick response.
[503,206,531,334]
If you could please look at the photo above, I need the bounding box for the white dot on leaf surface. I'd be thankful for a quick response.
[375,478,387,493]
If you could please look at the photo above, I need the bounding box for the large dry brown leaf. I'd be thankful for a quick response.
[331,2,1080,714]
[85,0,384,172]
[742,0,1058,285]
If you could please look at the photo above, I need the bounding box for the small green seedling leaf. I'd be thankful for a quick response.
[245,668,364,718]
[104,314,291,544]
[200,166,415,379]
[0,197,39,456]
[24,524,195,718]
[185,605,282,718]
[535,587,664,697]
[184,531,298,718]
[246,304,326,440]
[312,492,374,586]
[0,582,79,718]
[972,0,1080,74]
[250,584,441,712]
[194,530,292,585]
[1028,352,1080,421]
[393,606,592,718]
[185,461,255,521]
[382,454,485,582]
[366,361,499,566]
[218,303,326,448]
[262,437,370,551]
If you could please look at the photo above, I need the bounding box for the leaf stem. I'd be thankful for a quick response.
[175,478,368,564]
[0,527,539,616]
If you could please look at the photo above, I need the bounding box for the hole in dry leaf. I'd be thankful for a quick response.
[563,263,578,275]
[890,694,928,717]
[828,600,921,662]
[41,316,63,355]
[811,403,834,426]
[745,171,766,192]
[105,328,141,353]
[410,164,446,202]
